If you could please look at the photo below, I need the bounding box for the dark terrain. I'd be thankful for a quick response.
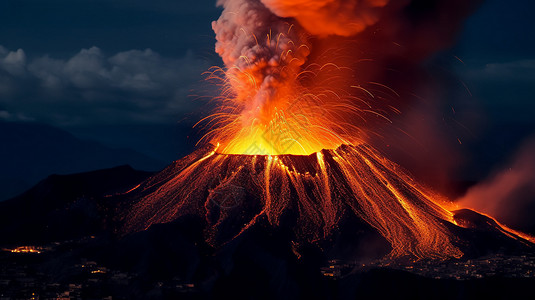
[0,149,534,299]
[0,121,165,201]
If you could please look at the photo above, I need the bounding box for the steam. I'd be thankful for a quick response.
[457,138,535,232]
[260,0,395,36]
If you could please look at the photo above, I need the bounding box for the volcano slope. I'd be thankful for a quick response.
[118,143,533,261]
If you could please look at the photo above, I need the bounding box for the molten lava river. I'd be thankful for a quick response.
[122,142,534,260]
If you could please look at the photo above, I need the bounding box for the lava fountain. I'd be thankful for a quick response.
[122,0,533,260]
[197,0,379,155]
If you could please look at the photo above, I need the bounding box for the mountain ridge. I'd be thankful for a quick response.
[0,121,166,201]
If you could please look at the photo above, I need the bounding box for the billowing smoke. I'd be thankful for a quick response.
[209,0,483,166]
[213,0,482,76]
[260,0,396,37]
[212,0,310,115]
[457,138,535,234]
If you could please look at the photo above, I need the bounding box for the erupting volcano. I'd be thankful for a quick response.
[121,0,534,261]
[1,1,534,299]
[121,143,534,261]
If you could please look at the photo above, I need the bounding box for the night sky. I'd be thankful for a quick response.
[1,0,534,199]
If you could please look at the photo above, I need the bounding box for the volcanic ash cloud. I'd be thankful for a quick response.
[208,0,483,156]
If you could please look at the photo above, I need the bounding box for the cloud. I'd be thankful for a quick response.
[0,110,33,122]
[462,59,535,83]
[0,46,27,76]
[0,46,210,126]
[454,59,535,124]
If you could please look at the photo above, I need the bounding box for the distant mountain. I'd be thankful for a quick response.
[0,121,166,201]
[0,165,152,244]
[68,123,199,165]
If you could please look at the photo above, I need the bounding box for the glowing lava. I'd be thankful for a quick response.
[122,143,532,260]
[198,56,387,156]
[122,0,534,261]
[198,0,393,155]
[198,42,360,155]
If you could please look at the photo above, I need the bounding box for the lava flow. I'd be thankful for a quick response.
[122,0,533,260]
[122,143,533,260]
[123,143,464,259]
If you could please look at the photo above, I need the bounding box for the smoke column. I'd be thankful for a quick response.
[260,0,396,37]
[207,0,482,156]
[212,0,310,114]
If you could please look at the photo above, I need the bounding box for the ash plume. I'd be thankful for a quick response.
[212,0,483,85]
[208,0,483,160]
[260,0,398,37]
[212,0,310,111]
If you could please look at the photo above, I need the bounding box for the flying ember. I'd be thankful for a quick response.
[197,0,392,155]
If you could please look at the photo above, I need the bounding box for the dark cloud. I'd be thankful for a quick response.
[462,59,535,83]
[453,0,535,61]
[453,58,535,127]
[0,0,221,57]
[0,46,210,125]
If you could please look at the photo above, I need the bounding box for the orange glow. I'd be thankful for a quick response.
[123,143,535,259]
[451,206,535,244]
[125,144,465,259]
[163,1,535,260]
[5,246,42,253]
[198,23,389,155]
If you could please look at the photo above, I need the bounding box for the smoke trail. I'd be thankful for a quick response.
[457,137,535,233]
